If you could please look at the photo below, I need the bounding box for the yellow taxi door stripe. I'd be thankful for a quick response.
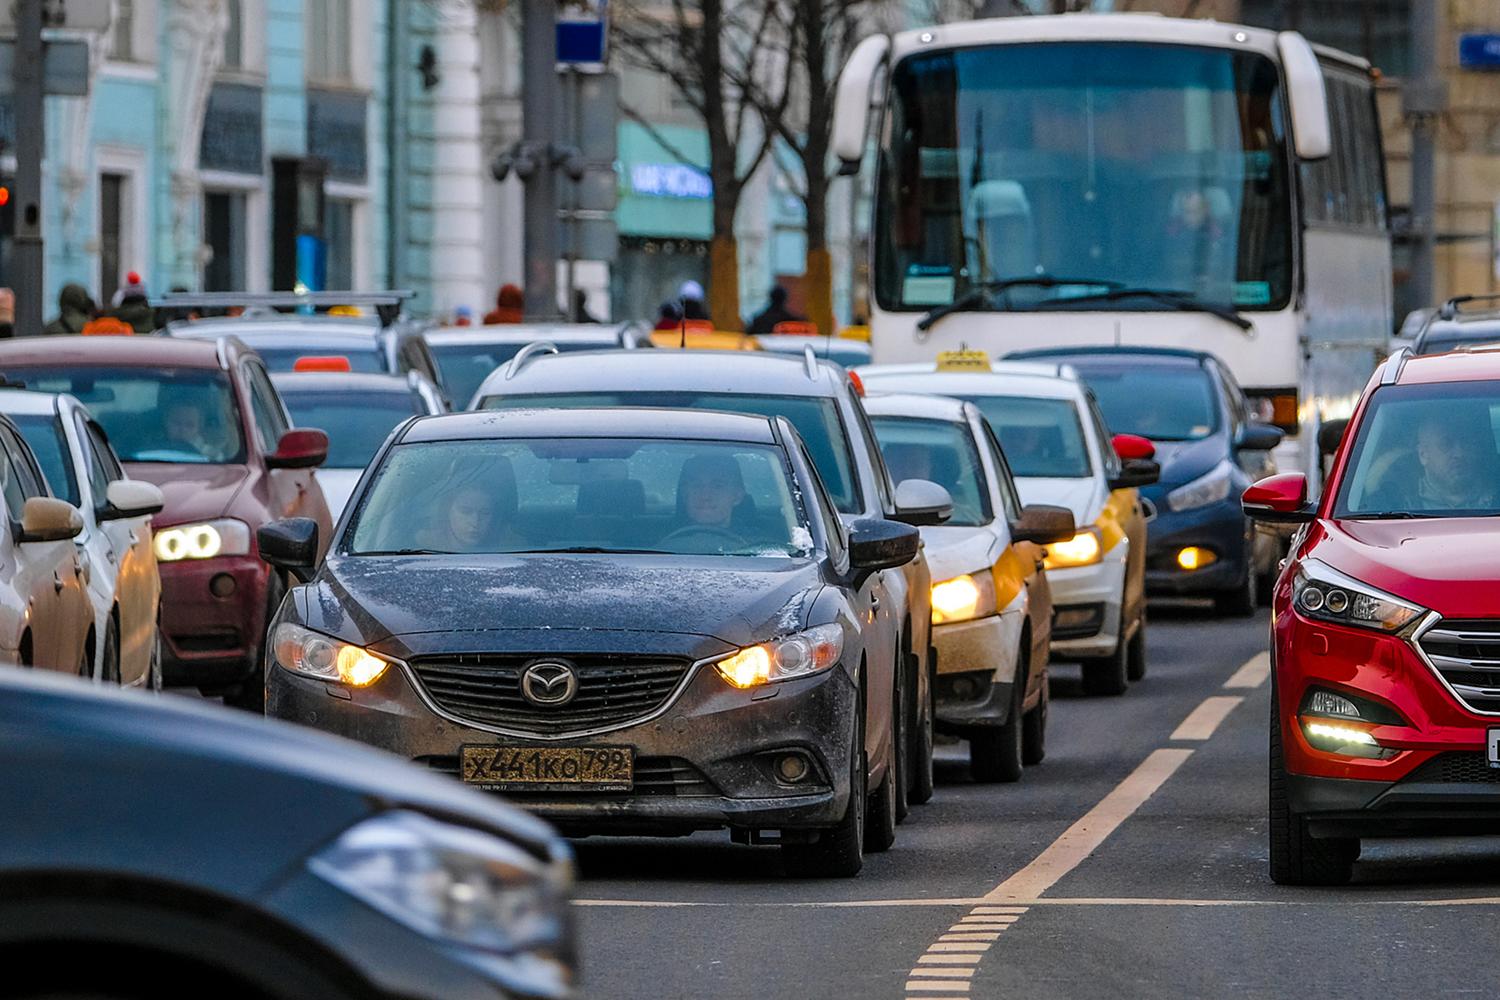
[1097,489,1136,554]
[991,544,1027,611]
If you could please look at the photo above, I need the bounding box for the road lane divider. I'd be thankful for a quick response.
[1170,695,1245,741]
[1224,651,1270,689]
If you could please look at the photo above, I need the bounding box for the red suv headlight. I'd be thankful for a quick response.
[1292,559,1427,634]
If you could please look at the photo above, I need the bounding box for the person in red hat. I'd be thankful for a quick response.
[110,271,155,333]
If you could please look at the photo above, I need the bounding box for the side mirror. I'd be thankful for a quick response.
[1317,418,1349,458]
[892,478,954,526]
[1011,504,1076,546]
[19,496,83,543]
[1242,473,1316,524]
[1109,459,1160,490]
[266,428,328,470]
[1278,31,1332,160]
[832,35,891,173]
[258,518,320,583]
[99,480,165,521]
[849,517,920,572]
[1235,422,1285,453]
[1112,433,1156,462]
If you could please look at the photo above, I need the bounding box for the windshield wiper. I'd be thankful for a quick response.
[1346,512,1441,520]
[357,548,457,556]
[916,275,1124,332]
[512,546,675,555]
[1034,287,1252,332]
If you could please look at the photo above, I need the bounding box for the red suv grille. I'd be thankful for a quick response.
[1417,620,1500,713]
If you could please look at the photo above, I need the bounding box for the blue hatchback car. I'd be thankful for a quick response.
[1008,347,1282,615]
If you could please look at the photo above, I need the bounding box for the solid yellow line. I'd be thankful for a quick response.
[1170,696,1245,741]
[1224,651,1271,689]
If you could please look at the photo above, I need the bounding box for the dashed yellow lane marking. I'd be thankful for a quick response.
[1224,651,1271,689]
[1170,695,1245,741]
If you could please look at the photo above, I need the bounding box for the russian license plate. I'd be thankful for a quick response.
[1488,729,1500,769]
[460,745,634,791]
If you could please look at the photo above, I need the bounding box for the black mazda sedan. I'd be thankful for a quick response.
[259,407,920,878]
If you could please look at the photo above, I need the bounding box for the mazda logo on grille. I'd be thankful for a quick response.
[520,661,579,706]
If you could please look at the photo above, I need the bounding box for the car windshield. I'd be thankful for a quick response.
[871,416,991,527]
[252,346,386,373]
[8,367,246,465]
[1073,366,1220,442]
[10,412,79,506]
[952,395,1091,478]
[481,392,861,514]
[1336,382,1500,518]
[431,341,612,406]
[276,388,423,469]
[347,438,814,558]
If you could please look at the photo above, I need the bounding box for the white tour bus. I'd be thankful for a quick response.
[833,13,1391,481]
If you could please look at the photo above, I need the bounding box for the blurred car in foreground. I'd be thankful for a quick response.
[261,407,923,877]
[0,668,576,999]
[1010,347,1282,614]
[272,369,445,519]
[0,389,164,684]
[864,392,1072,782]
[0,337,333,708]
[425,323,653,408]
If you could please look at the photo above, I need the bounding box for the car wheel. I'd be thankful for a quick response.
[1126,619,1147,682]
[893,652,910,824]
[225,571,284,713]
[77,635,93,679]
[865,741,899,853]
[783,698,865,878]
[101,617,121,685]
[1022,661,1047,767]
[970,679,1024,783]
[909,648,936,806]
[1269,689,1355,886]
[1081,632,1129,697]
[1215,541,1258,618]
[148,631,164,693]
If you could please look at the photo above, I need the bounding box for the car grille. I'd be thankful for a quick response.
[416,754,716,796]
[1401,752,1500,784]
[1416,620,1500,714]
[408,653,693,736]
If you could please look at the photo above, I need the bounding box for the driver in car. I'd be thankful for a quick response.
[677,454,748,539]
[1410,411,1500,510]
[163,402,214,456]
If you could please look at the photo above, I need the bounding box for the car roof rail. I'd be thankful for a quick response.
[1438,293,1500,321]
[1379,346,1410,385]
[153,290,416,327]
[503,341,559,380]
[802,345,822,381]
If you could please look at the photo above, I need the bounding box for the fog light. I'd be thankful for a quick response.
[776,754,810,783]
[1300,717,1395,759]
[1307,689,1361,719]
[1177,546,1217,571]
[951,676,980,700]
[209,573,236,598]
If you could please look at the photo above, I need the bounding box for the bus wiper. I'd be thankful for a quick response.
[1036,287,1252,332]
[916,276,1123,332]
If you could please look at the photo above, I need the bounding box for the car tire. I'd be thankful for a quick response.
[1215,542,1258,618]
[970,680,1024,783]
[101,617,121,685]
[1126,619,1147,682]
[1022,663,1047,767]
[783,700,865,878]
[148,630,164,693]
[866,748,899,853]
[909,648,936,806]
[77,635,93,679]
[225,571,284,713]
[1269,690,1355,886]
[1081,632,1129,697]
[893,652,910,824]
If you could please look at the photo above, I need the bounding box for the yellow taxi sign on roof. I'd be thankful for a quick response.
[935,349,991,371]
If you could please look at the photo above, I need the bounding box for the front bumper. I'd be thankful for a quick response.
[1143,498,1250,596]
[1047,557,1125,659]
[159,555,271,691]
[1287,766,1500,839]
[931,615,1015,729]
[267,656,859,837]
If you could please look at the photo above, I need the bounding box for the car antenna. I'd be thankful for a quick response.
[679,295,687,350]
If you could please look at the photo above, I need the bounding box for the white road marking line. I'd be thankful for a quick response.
[928,943,993,953]
[910,969,976,979]
[1170,696,1245,741]
[969,906,1028,914]
[952,922,1013,931]
[959,914,1020,923]
[1225,651,1271,689]
[917,956,981,966]
[984,749,1194,902]
[940,933,1002,941]
[905,983,972,993]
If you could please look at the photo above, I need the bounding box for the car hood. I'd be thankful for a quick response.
[1142,436,1225,490]
[315,468,362,521]
[1314,518,1500,618]
[309,553,826,653]
[125,461,251,527]
[1015,477,1100,526]
[920,524,1002,583]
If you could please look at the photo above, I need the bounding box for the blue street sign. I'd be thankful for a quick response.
[1460,34,1500,70]
[557,0,607,64]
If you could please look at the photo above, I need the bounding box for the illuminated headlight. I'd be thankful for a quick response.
[715,624,844,689]
[1044,528,1103,569]
[309,810,573,959]
[931,571,997,625]
[153,518,251,562]
[1166,459,1234,512]
[1299,719,1394,759]
[272,623,396,688]
[1292,559,1425,633]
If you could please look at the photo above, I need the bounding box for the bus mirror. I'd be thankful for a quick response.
[833,35,891,174]
[1277,31,1332,161]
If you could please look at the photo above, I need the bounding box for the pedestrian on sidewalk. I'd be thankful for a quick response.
[41,283,94,336]
[748,286,801,336]
[678,280,708,322]
[484,284,524,325]
[110,271,155,333]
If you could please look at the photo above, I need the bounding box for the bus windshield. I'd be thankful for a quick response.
[875,42,1292,314]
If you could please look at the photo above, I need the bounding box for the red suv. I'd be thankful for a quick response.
[1246,348,1500,884]
[0,337,332,709]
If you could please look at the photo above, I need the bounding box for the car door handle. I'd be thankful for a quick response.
[869,595,880,611]
[53,571,63,593]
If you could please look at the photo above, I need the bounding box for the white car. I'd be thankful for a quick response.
[0,389,165,685]
[271,370,445,520]
[863,392,1074,781]
[858,355,1156,696]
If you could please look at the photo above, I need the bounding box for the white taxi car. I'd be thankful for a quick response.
[863,393,1074,781]
[858,354,1157,696]
[0,389,164,685]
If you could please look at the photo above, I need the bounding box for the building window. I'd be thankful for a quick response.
[223,0,243,70]
[306,0,353,85]
[1240,0,1411,77]
[324,198,355,290]
[100,173,127,303]
[204,191,248,291]
[111,0,134,61]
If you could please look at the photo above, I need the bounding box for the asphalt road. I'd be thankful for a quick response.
[569,602,1500,1000]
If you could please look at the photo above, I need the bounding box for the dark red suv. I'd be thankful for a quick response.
[0,337,332,709]
[1246,348,1500,884]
